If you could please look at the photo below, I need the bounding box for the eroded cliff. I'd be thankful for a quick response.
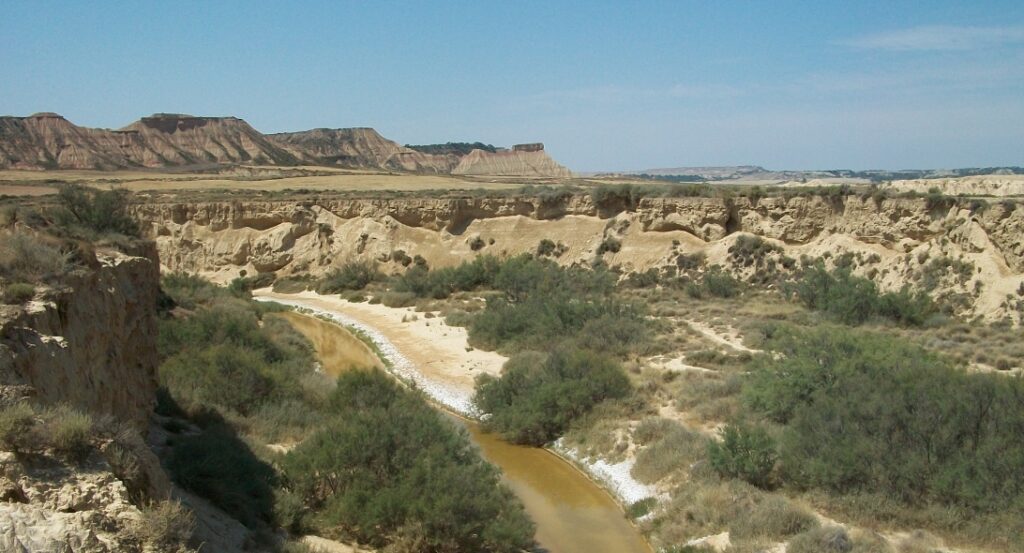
[134,194,1024,323]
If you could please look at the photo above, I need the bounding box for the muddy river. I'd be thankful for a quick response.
[275,311,652,553]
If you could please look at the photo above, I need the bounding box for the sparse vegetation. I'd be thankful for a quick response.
[317,259,379,293]
[2,282,35,303]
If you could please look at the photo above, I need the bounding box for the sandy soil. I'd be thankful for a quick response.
[253,289,507,413]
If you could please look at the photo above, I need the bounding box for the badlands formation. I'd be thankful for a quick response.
[0,113,572,177]
[135,193,1024,324]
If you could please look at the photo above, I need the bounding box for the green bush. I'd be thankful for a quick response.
[746,325,1024,511]
[54,183,139,237]
[474,348,631,445]
[317,260,379,293]
[2,282,35,304]
[536,239,557,256]
[598,236,621,254]
[161,272,226,308]
[787,264,934,326]
[282,370,534,552]
[168,424,277,528]
[626,497,657,519]
[707,424,776,488]
[702,266,740,298]
[728,235,780,268]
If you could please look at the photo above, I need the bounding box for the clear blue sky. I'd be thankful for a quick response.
[2,1,1022,171]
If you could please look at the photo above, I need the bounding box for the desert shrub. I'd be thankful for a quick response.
[702,266,740,298]
[707,424,777,488]
[474,348,631,445]
[676,251,706,271]
[626,497,657,519]
[282,370,534,552]
[0,402,36,451]
[394,255,503,299]
[168,424,277,528]
[622,268,660,288]
[591,183,647,210]
[42,405,94,462]
[128,500,196,550]
[0,231,70,281]
[728,235,780,268]
[746,324,1024,511]
[380,290,417,307]
[467,255,646,354]
[787,264,934,326]
[317,260,379,293]
[728,496,818,541]
[787,526,853,553]
[272,275,314,293]
[2,282,35,304]
[469,235,486,251]
[53,183,139,237]
[391,249,412,266]
[633,417,677,446]
[227,272,275,298]
[536,238,557,256]
[598,236,621,254]
[161,272,226,308]
[632,423,702,483]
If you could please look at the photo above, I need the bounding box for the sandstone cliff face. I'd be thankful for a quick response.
[0,113,300,170]
[269,127,459,173]
[0,113,574,177]
[452,148,572,177]
[0,245,160,428]
[134,194,1024,323]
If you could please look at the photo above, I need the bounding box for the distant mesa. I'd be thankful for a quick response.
[0,112,571,177]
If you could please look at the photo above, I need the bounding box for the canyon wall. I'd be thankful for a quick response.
[0,244,160,427]
[134,194,1024,323]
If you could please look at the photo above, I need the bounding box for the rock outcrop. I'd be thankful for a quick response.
[0,240,179,552]
[0,245,160,428]
[452,148,572,177]
[133,194,1024,323]
[269,127,459,173]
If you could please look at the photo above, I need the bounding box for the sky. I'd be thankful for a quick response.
[1,1,1022,172]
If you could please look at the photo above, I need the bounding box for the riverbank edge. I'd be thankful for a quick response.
[251,294,660,529]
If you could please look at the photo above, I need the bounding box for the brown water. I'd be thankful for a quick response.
[283,312,652,553]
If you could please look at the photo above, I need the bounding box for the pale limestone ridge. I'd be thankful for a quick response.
[133,194,1024,323]
[887,174,1024,197]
